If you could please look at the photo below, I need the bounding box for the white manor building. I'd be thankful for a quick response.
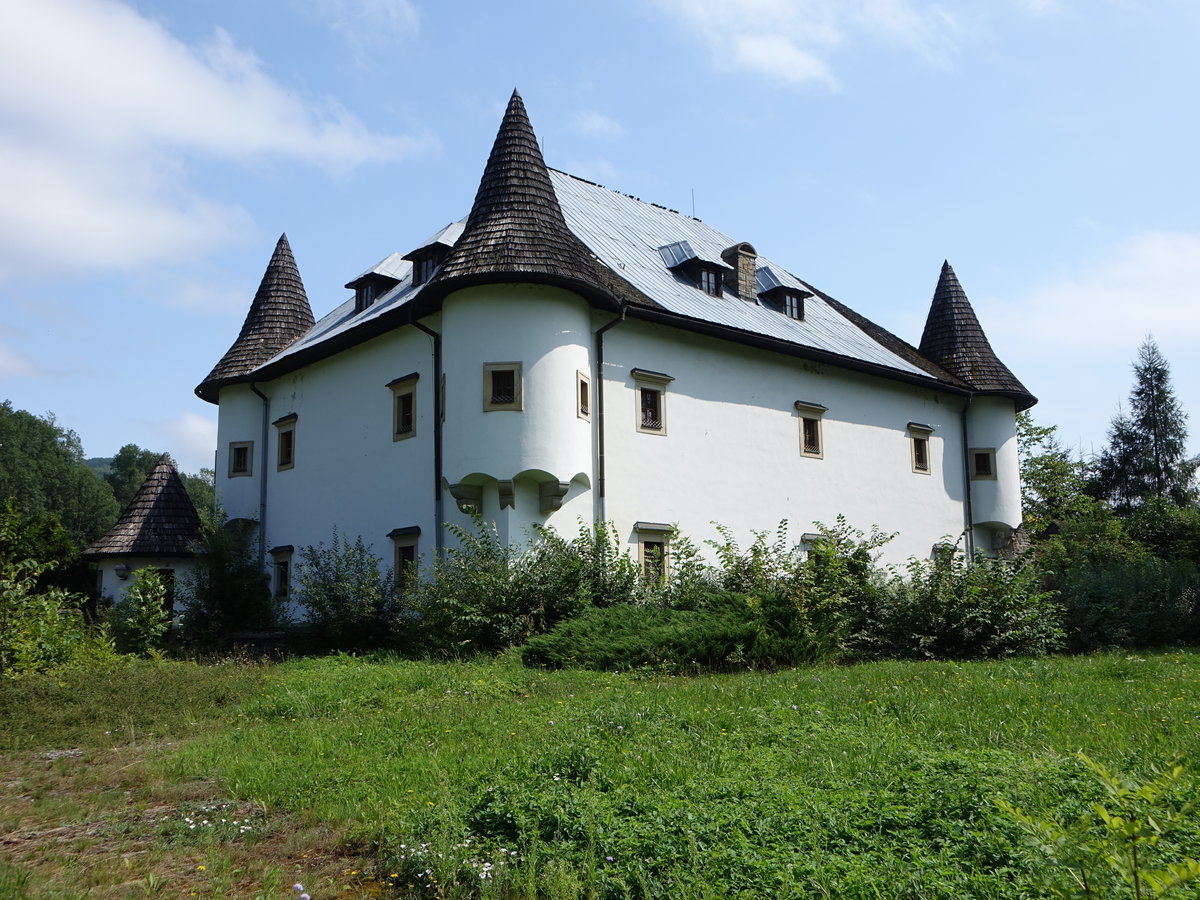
[197,91,1035,590]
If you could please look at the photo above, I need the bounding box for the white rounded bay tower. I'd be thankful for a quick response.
[414,90,623,542]
[919,262,1037,555]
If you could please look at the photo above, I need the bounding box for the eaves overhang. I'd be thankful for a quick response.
[622,304,975,402]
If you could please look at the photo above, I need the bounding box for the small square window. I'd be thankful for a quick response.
[577,371,591,421]
[388,373,419,441]
[971,448,997,480]
[274,414,297,471]
[632,368,673,435]
[228,441,253,477]
[483,363,523,411]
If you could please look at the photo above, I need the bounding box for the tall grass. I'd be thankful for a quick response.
[169,651,1200,898]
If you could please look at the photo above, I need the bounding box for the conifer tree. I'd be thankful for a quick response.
[1088,339,1198,512]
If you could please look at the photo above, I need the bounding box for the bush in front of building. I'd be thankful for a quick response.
[109,567,171,657]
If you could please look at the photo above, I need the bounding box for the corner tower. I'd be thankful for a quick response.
[437,91,610,541]
[920,262,1035,549]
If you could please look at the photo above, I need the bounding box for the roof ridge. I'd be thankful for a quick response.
[195,233,316,403]
[82,455,203,560]
[918,261,1036,409]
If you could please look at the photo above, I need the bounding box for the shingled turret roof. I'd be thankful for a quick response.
[419,90,620,310]
[196,234,315,403]
[919,261,1036,410]
[82,455,202,560]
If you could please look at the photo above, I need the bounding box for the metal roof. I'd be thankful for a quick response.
[256,170,942,383]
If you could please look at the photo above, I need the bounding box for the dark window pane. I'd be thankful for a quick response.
[913,437,929,471]
[802,417,820,454]
[491,369,516,404]
[641,388,661,429]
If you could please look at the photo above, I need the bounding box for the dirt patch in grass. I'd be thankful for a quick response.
[0,742,389,899]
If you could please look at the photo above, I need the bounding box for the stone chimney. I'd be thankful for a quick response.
[721,242,758,301]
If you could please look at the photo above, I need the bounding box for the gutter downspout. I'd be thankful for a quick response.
[593,309,626,523]
[249,383,270,569]
[960,394,975,559]
[411,318,445,558]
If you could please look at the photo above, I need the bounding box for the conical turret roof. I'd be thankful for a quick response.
[195,234,315,402]
[919,261,1035,410]
[82,455,203,559]
[422,90,619,309]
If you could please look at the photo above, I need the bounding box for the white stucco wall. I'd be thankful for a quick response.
[214,322,438,569]
[96,557,196,610]
[598,317,973,565]
[966,395,1022,535]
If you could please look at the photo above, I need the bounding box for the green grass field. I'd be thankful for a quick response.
[3,652,1200,898]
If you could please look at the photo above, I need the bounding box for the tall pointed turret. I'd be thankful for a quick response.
[919,261,1035,410]
[195,234,315,402]
[422,90,618,309]
[81,455,202,560]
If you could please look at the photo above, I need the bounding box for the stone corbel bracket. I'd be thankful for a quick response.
[497,480,515,510]
[538,480,570,513]
[448,482,483,514]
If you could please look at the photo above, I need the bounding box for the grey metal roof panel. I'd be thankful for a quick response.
[405,220,465,258]
[354,251,409,282]
[548,170,928,377]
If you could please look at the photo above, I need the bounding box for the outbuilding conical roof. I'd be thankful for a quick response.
[195,234,315,403]
[421,90,619,309]
[919,261,1036,410]
[82,455,203,559]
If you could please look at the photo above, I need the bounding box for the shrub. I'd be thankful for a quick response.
[110,567,171,656]
[294,529,400,651]
[178,515,275,649]
[849,551,1064,660]
[1056,557,1200,652]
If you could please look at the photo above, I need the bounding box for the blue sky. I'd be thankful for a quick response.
[2,0,1198,475]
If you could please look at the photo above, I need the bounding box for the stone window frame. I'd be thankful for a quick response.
[274,413,297,471]
[635,521,673,582]
[388,372,420,441]
[388,526,420,586]
[632,368,673,436]
[908,422,934,475]
[269,545,293,599]
[228,441,253,478]
[794,400,827,459]
[970,447,997,480]
[577,370,592,421]
[483,362,523,412]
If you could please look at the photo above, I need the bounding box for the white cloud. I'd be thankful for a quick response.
[157,412,218,474]
[573,111,626,140]
[988,231,1200,348]
[0,0,435,280]
[650,0,962,88]
[309,0,419,56]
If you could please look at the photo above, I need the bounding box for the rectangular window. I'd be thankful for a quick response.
[632,368,674,435]
[388,527,420,589]
[274,413,297,471]
[415,255,436,286]
[577,370,591,421]
[228,441,253,477]
[698,268,721,297]
[269,546,293,599]
[971,448,997,480]
[635,522,673,582]
[388,373,419,441]
[483,362,523,411]
[907,422,934,474]
[784,293,804,320]
[794,400,827,459]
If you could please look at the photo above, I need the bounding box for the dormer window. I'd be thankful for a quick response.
[411,251,442,287]
[659,240,731,299]
[697,267,722,297]
[782,292,803,319]
[355,282,375,312]
[757,266,812,321]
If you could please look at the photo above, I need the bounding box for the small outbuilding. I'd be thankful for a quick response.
[82,454,203,609]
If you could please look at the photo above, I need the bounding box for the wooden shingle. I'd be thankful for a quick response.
[195,234,315,402]
[82,455,202,559]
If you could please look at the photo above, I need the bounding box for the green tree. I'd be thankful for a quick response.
[177,515,275,648]
[111,567,171,656]
[0,401,119,547]
[1016,412,1092,535]
[1088,340,1198,513]
[180,468,216,522]
[104,444,161,508]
